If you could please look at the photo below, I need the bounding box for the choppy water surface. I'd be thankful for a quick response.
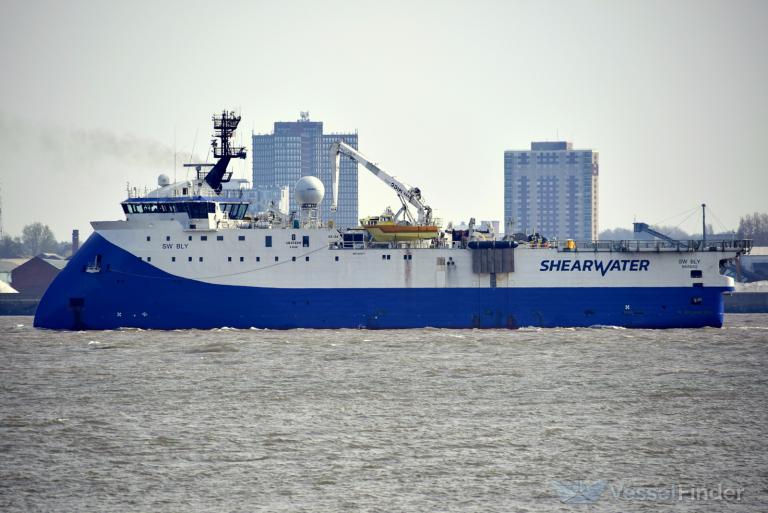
[1,315,767,512]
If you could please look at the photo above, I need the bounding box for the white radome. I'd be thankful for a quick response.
[295,176,325,207]
[158,174,170,187]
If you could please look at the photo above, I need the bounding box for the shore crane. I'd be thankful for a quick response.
[330,141,433,225]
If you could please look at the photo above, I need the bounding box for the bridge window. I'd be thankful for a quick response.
[217,235,224,241]
[201,235,207,241]
[177,202,215,219]
[125,202,192,214]
[220,203,248,220]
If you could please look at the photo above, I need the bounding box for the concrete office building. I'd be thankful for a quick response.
[504,141,599,240]
[252,112,358,228]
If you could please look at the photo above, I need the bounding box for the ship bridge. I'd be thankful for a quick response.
[121,197,249,220]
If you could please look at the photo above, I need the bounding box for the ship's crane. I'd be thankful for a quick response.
[330,141,433,225]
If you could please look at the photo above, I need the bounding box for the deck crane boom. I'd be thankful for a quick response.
[330,141,433,225]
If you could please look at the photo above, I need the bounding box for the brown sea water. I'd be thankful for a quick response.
[1,314,766,512]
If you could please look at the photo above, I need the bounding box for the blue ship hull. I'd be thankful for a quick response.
[34,234,729,330]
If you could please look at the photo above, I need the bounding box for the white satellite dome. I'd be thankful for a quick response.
[295,176,325,207]
[157,174,170,187]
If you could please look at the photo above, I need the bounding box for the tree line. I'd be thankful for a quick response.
[735,212,768,245]
[0,223,73,258]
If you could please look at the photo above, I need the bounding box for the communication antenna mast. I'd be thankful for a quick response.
[211,110,246,160]
[183,110,247,193]
[0,182,4,238]
[173,127,177,185]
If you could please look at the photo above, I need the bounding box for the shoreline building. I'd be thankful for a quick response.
[252,112,358,228]
[503,141,599,240]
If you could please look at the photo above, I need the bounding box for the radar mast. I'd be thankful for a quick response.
[202,110,247,193]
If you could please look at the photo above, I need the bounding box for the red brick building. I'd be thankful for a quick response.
[10,257,68,297]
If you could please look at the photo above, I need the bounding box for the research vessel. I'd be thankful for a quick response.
[34,112,751,330]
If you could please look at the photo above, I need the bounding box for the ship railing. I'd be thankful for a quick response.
[326,238,753,253]
[552,239,752,253]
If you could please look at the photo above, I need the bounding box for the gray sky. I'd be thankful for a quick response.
[1,0,766,240]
